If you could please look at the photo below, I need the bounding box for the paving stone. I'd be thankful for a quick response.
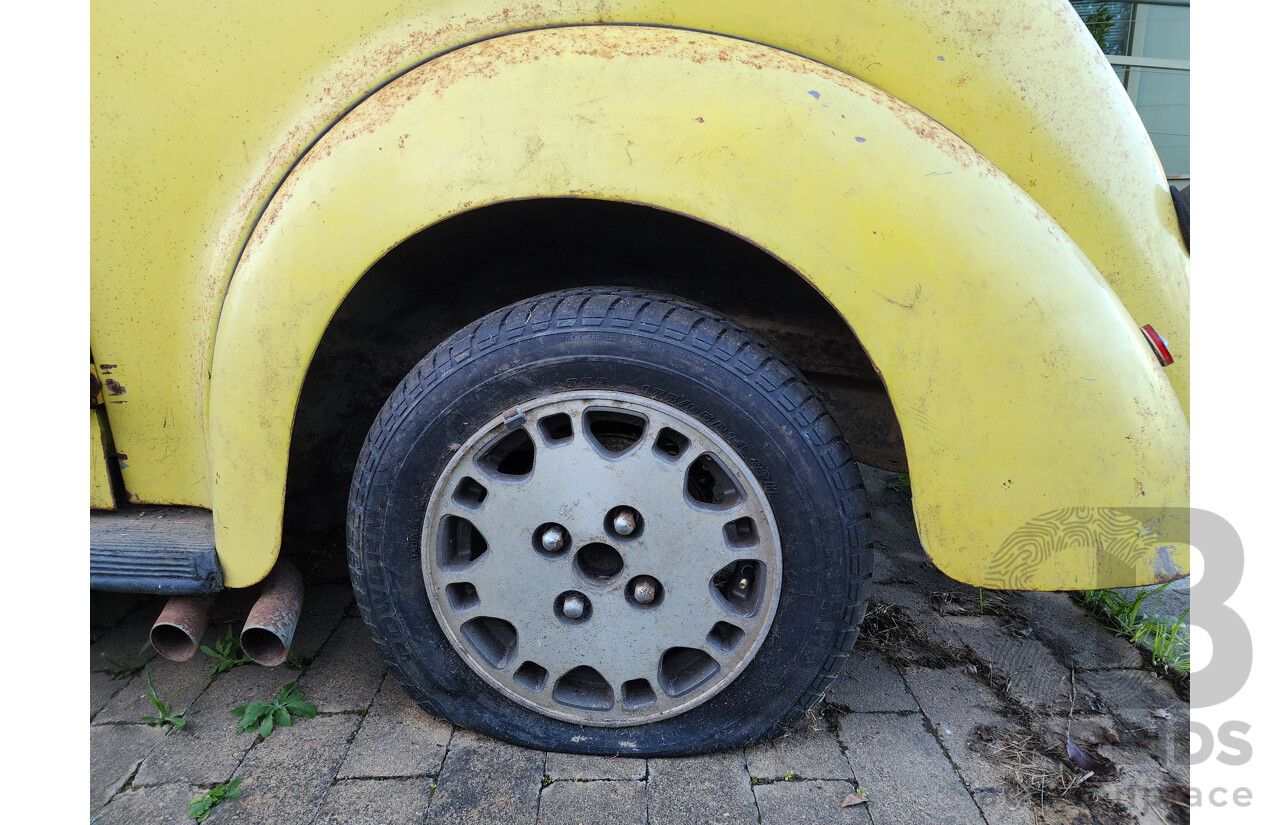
[745,725,852,780]
[970,790,1093,825]
[94,649,214,724]
[1020,591,1144,670]
[753,779,872,825]
[838,712,986,825]
[900,664,1014,792]
[647,751,757,825]
[826,647,917,712]
[427,729,543,825]
[1076,668,1189,777]
[92,671,131,719]
[948,617,1076,710]
[299,617,385,713]
[537,779,647,825]
[92,781,203,825]
[868,582,969,651]
[90,608,159,675]
[312,777,435,825]
[206,713,360,825]
[340,674,453,778]
[90,723,169,812]
[134,663,296,786]
[1090,744,1184,825]
[289,582,355,655]
[544,752,646,780]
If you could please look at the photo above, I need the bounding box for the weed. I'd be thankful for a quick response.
[541,774,556,788]
[750,776,767,786]
[1078,584,1190,675]
[187,778,243,822]
[284,648,317,672]
[885,473,912,496]
[201,626,251,676]
[783,770,797,781]
[232,680,316,739]
[101,641,151,681]
[140,666,187,730]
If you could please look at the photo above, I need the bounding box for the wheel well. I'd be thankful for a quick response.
[283,198,905,535]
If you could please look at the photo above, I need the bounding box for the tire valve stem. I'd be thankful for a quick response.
[737,577,749,592]
[612,508,638,536]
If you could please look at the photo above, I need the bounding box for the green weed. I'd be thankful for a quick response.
[1079,583,1190,675]
[140,666,187,730]
[187,778,243,821]
[101,641,151,681]
[232,680,316,739]
[201,626,251,676]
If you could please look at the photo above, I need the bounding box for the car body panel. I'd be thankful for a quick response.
[90,1,1189,589]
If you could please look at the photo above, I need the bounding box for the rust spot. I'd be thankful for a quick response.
[104,378,126,396]
[99,364,117,372]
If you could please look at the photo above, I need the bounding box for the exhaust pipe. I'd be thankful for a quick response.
[151,594,213,662]
[240,559,304,666]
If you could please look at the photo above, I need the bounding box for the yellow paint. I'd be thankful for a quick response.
[91,410,116,510]
[91,2,1189,588]
[212,27,1187,589]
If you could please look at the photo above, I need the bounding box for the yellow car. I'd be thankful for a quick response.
[91,0,1189,754]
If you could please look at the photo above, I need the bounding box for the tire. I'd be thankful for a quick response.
[347,288,871,755]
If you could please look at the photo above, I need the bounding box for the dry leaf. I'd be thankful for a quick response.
[841,792,869,807]
[1151,708,1173,720]
[1099,726,1120,745]
[1065,737,1117,779]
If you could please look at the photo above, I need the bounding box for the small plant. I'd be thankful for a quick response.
[284,648,317,672]
[202,626,251,676]
[541,774,556,788]
[101,641,151,681]
[1079,584,1190,675]
[232,680,316,739]
[885,473,912,496]
[187,778,243,822]
[140,667,187,729]
[750,776,767,786]
[783,770,797,781]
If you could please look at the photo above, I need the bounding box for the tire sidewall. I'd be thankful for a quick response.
[350,296,860,755]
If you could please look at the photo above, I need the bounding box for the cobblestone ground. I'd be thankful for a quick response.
[90,468,1190,825]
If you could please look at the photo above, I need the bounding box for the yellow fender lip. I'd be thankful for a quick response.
[210,26,1187,589]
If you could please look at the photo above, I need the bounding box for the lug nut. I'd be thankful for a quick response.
[612,508,638,536]
[541,525,567,553]
[632,576,659,605]
[561,593,587,620]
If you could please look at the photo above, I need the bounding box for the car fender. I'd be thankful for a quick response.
[210,26,1188,588]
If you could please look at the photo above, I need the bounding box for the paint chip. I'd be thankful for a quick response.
[937,55,946,61]
[807,90,821,99]
[855,137,866,143]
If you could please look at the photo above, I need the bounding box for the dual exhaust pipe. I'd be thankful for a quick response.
[149,559,304,667]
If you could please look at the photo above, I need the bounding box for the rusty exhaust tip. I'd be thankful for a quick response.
[151,594,213,662]
[241,559,304,667]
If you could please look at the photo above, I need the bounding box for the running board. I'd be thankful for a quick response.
[90,508,223,593]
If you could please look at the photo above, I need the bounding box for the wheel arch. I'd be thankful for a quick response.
[209,25,1188,589]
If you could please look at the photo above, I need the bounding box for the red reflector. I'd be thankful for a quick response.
[1141,324,1173,366]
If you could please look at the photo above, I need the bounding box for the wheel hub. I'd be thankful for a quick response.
[420,390,782,726]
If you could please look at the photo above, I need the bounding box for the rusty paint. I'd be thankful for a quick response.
[240,559,304,666]
[103,379,126,396]
[150,594,213,662]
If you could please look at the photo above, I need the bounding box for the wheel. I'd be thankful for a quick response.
[347,288,871,755]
